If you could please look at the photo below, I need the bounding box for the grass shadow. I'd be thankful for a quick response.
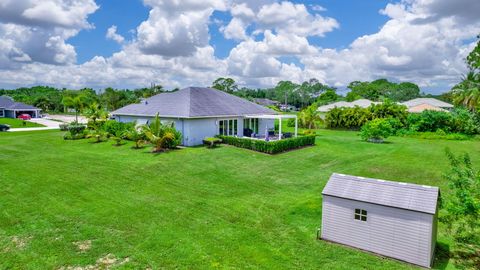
[433,242,450,270]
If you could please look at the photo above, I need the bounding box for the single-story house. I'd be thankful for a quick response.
[111,87,298,146]
[321,173,439,268]
[317,99,379,112]
[0,96,42,118]
[253,98,279,107]
[401,98,453,113]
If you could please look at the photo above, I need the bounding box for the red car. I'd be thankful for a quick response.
[17,114,32,120]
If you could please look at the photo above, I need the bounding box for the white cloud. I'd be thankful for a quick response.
[106,25,125,44]
[0,0,98,29]
[256,1,338,37]
[0,0,97,66]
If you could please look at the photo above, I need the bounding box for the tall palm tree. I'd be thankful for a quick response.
[62,95,88,123]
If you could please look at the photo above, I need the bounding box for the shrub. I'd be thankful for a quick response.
[451,108,480,135]
[67,123,86,135]
[86,129,108,143]
[407,110,453,132]
[441,150,480,269]
[102,120,135,137]
[59,123,69,131]
[325,100,408,130]
[203,137,222,148]
[218,135,315,154]
[63,122,87,140]
[360,118,393,143]
[303,129,316,136]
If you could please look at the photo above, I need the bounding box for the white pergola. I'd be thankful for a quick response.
[244,114,298,139]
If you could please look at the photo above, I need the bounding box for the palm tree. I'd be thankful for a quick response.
[110,130,126,146]
[299,104,323,129]
[141,113,180,152]
[125,128,145,149]
[62,95,88,123]
[452,72,480,111]
[84,103,108,126]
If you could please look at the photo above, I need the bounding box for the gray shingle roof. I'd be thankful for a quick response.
[401,98,453,108]
[0,96,40,110]
[322,173,439,214]
[111,87,276,118]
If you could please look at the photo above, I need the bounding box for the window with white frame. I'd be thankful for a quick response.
[354,208,367,221]
[218,119,237,136]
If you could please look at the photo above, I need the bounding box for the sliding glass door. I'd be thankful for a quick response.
[219,119,238,136]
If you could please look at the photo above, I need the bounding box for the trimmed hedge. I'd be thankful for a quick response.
[218,135,316,154]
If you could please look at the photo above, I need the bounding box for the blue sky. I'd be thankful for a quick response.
[70,0,393,63]
[0,0,479,93]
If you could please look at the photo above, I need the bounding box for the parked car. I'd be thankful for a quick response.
[0,124,10,132]
[17,114,31,120]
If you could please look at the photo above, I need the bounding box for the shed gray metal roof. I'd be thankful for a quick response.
[0,96,40,110]
[401,98,453,108]
[322,173,439,214]
[111,87,276,118]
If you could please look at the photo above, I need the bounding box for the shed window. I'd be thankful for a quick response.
[354,209,367,222]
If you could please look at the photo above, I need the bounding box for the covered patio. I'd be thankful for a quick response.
[243,114,298,140]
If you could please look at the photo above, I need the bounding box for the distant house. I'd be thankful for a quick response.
[317,99,379,112]
[321,173,439,268]
[253,98,279,107]
[0,96,42,118]
[401,98,453,113]
[112,87,297,146]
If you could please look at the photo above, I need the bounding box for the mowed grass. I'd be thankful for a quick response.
[1,130,479,269]
[0,118,45,128]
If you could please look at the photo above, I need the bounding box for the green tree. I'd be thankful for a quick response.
[347,79,420,102]
[441,150,480,268]
[466,34,480,72]
[62,95,88,123]
[212,78,238,93]
[316,89,340,105]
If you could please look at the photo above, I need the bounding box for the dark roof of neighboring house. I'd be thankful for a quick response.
[253,98,279,106]
[112,87,276,118]
[322,173,439,214]
[0,96,40,110]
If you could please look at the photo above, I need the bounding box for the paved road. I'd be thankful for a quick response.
[9,118,61,132]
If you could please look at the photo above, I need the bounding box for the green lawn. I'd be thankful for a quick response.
[0,118,45,128]
[1,130,479,269]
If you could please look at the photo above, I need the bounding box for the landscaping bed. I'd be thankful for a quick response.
[218,135,316,154]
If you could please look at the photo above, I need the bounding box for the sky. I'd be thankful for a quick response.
[0,0,479,94]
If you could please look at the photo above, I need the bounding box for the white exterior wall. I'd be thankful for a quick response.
[321,195,434,268]
[115,115,247,146]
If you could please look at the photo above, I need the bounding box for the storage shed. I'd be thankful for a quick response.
[321,173,439,268]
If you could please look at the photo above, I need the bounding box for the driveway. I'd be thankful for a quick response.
[9,118,61,132]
